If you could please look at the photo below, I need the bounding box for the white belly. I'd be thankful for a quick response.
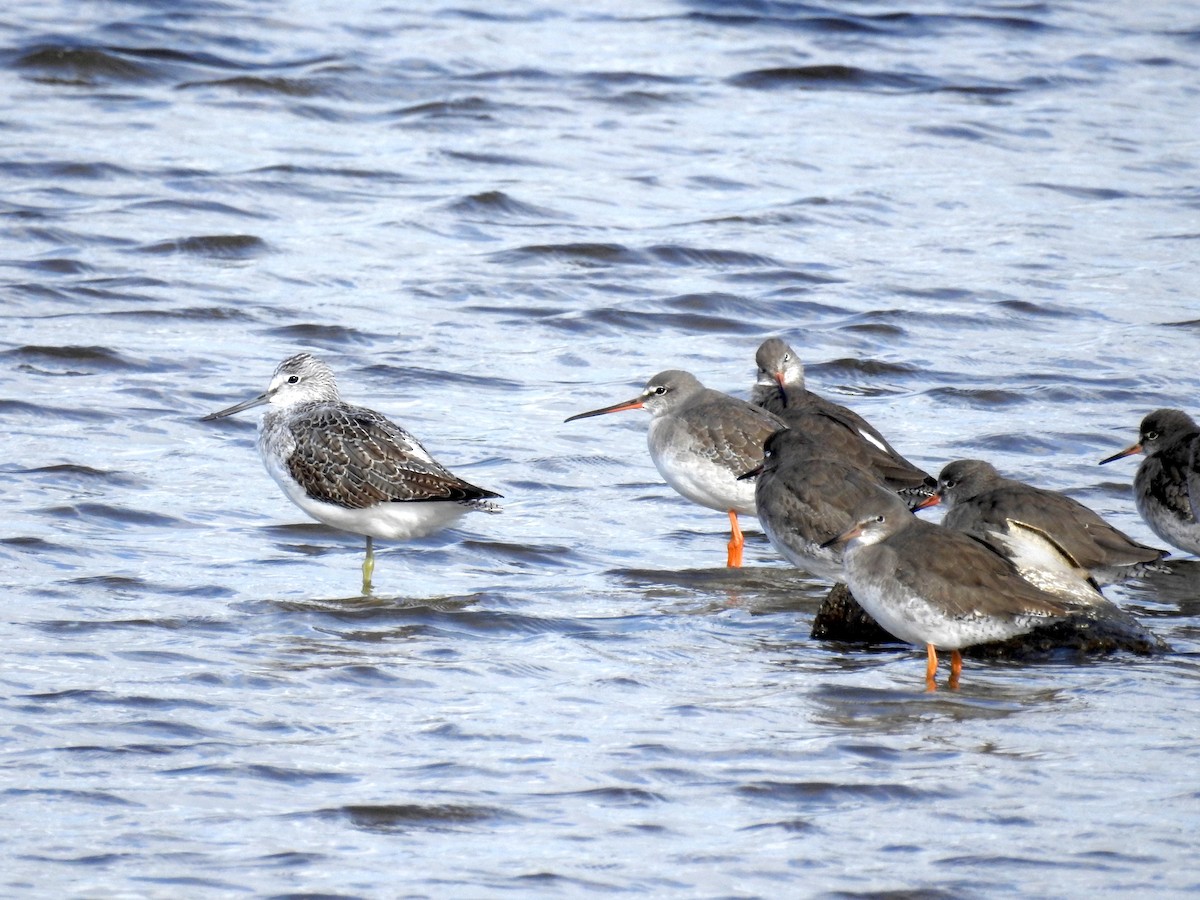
[263,449,470,540]
[648,422,758,515]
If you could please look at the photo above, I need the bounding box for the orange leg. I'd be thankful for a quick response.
[726,510,744,568]
[948,650,963,691]
[924,643,939,692]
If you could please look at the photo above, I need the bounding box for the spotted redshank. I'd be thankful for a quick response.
[202,353,501,593]
[923,459,1166,586]
[824,490,1073,690]
[565,369,784,567]
[739,427,893,582]
[752,338,934,504]
[1099,408,1200,555]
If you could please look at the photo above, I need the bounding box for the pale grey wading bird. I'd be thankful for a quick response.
[822,490,1075,691]
[1100,408,1200,556]
[202,353,501,593]
[565,370,784,567]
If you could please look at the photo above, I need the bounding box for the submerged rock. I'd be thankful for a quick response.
[811,583,1169,657]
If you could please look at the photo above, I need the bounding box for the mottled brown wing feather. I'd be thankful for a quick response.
[686,395,784,471]
[286,405,498,509]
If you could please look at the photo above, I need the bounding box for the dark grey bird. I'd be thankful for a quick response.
[751,337,934,505]
[824,490,1075,690]
[1099,408,1200,555]
[202,353,501,593]
[923,459,1167,586]
[566,370,785,567]
[739,428,893,582]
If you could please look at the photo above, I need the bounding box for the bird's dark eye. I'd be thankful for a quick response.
[875,515,885,524]
[287,375,300,384]
[782,353,791,363]
[944,480,956,489]
[654,386,666,395]
[1146,430,1159,441]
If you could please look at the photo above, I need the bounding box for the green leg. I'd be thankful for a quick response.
[362,535,375,594]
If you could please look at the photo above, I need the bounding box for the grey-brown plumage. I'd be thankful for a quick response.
[933,459,1166,585]
[1100,408,1200,555]
[752,338,934,504]
[566,369,785,566]
[743,427,894,581]
[829,490,1076,687]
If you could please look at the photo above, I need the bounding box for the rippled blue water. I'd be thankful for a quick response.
[3,0,1199,895]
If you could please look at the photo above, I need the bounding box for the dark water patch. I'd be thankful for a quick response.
[730,65,955,94]
[459,539,578,568]
[166,763,355,784]
[0,159,133,181]
[648,245,780,268]
[21,689,220,713]
[738,780,950,805]
[108,305,259,323]
[124,198,267,219]
[995,297,1099,319]
[441,149,545,167]
[912,124,991,142]
[492,242,650,267]
[11,257,93,275]
[923,386,1025,408]
[267,595,599,638]
[742,818,818,834]
[262,322,373,346]
[941,853,1109,872]
[811,357,921,380]
[599,89,687,109]
[41,502,185,529]
[581,306,763,336]
[4,344,152,373]
[31,615,234,636]
[960,431,1084,456]
[459,65,557,84]
[581,69,692,89]
[13,45,164,84]
[4,787,139,807]
[445,190,568,221]
[719,267,844,288]
[0,399,111,422]
[313,802,510,833]
[138,234,269,259]
[179,75,326,97]
[1025,183,1137,201]
[365,363,522,393]
[391,96,506,121]
[247,163,412,185]
[544,786,667,807]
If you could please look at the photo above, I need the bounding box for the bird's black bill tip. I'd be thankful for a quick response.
[1098,444,1141,465]
[736,465,762,482]
[564,399,643,424]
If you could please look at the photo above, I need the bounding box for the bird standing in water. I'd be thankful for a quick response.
[202,353,500,593]
[1100,408,1200,555]
[566,369,783,567]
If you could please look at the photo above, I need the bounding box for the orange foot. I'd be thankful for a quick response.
[948,649,963,691]
[925,643,939,692]
[726,510,744,567]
